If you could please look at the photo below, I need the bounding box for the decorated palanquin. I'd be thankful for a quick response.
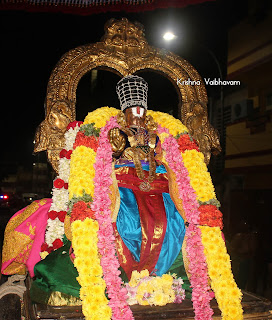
[0,19,247,320]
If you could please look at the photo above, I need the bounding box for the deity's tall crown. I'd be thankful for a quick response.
[116,75,148,111]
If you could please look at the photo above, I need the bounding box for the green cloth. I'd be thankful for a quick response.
[30,240,80,304]
[30,241,191,304]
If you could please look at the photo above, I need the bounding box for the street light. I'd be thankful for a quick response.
[163,32,176,41]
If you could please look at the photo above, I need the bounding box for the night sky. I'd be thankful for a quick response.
[0,0,246,176]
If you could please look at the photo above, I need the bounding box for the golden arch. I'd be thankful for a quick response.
[34,18,221,172]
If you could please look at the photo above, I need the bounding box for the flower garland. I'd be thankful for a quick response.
[46,107,242,320]
[125,270,185,306]
[199,205,223,229]
[147,110,188,136]
[176,133,199,153]
[200,226,243,319]
[40,121,82,258]
[153,111,243,319]
[72,218,111,319]
[182,149,216,202]
[91,116,133,320]
[157,126,214,320]
[84,107,119,129]
[68,107,133,320]
[69,122,111,320]
[70,200,96,222]
[69,145,96,199]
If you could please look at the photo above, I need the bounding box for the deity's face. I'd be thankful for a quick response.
[125,106,146,129]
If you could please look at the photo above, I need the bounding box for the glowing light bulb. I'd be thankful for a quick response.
[163,32,176,41]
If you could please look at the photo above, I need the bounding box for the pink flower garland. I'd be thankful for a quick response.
[92,117,134,320]
[158,125,214,320]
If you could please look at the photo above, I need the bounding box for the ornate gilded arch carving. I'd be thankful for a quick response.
[34,17,221,172]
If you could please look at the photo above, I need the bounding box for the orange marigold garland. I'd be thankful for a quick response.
[176,133,199,153]
[70,201,96,222]
[199,204,223,229]
[73,131,99,151]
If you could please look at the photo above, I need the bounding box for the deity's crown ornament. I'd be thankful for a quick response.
[116,75,148,111]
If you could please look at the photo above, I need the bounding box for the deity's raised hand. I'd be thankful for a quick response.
[108,127,126,156]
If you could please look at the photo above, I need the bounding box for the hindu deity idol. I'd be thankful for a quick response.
[1,75,243,320]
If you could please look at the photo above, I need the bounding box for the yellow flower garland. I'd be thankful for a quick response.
[71,218,111,320]
[84,106,119,127]
[200,226,243,319]
[181,149,217,202]
[147,110,188,136]
[69,146,96,199]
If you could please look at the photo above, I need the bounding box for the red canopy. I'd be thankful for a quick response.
[0,0,215,15]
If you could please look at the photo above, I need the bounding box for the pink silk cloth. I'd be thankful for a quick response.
[1,198,51,277]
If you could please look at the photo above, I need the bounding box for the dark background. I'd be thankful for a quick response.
[0,0,247,174]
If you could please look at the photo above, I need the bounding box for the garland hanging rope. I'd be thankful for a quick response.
[45,106,242,320]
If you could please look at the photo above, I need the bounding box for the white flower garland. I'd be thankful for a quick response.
[41,124,81,258]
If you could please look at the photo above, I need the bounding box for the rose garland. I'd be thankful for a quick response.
[40,121,82,258]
